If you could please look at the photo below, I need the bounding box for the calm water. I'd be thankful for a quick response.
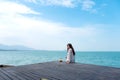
[0,51,120,68]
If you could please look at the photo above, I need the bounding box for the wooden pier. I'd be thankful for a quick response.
[0,61,120,80]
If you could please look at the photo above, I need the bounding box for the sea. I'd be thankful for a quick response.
[0,51,120,68]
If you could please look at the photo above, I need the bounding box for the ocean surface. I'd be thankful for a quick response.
[0,51,120,68]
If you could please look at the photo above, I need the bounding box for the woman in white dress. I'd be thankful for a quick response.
[66,43,75,64]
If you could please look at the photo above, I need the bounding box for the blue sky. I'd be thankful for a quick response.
[0,0,120,51]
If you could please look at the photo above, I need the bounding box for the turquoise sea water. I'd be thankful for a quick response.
[0,51,120,68]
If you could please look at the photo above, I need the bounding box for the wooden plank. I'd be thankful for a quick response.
[0,69,13,80]
[1,68,22,80]
[10,70,36,80]
[2,68,27,80]
[0,69,8,80]
[8,65,61,80]
[0,61,120,80]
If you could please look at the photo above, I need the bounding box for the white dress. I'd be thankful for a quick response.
[66,48,75,63]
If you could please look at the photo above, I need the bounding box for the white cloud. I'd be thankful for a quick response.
[25,0,97,13]
[80,0,97,13]
[25,0,37,3]
[81,0,95,10]
[0,1,39,15]
[37,0,76,8]
[0,1,98,50]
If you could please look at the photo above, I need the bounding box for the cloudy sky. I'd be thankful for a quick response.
[0,0,120,51]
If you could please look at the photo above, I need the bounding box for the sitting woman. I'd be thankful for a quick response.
[66,43,75,64]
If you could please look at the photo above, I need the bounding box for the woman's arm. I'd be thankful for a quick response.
[66,49,72,63]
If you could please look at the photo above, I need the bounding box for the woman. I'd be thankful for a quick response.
[66,43,75,63]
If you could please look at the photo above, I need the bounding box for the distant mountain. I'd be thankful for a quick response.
[0,44,34,50]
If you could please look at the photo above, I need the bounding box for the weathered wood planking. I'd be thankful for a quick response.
[0,61,120,80]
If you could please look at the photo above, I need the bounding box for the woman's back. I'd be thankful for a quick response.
[66,48,75,63]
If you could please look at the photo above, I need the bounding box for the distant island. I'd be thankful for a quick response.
[0,44,34,51]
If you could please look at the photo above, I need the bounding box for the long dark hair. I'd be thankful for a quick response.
[67,43,75,55]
